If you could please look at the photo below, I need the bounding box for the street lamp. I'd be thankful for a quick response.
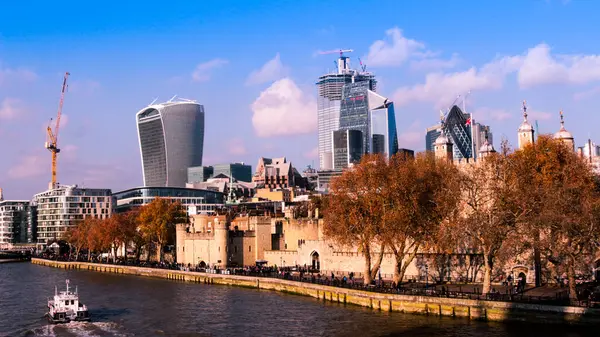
[425,264,429,289]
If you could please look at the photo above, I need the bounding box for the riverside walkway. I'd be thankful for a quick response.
[32,258,600,325]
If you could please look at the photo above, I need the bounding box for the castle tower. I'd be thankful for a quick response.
[434,129,453,162]
[553,110,575,151]
[478,126,496,159]
[518,100,535,150]
[213,217,228,269]
[175,223,187,265]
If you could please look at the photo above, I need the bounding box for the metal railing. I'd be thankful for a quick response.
[34,256,594,308]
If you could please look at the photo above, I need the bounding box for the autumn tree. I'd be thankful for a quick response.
[63,221,88,260]
[458,151,522,294]
[138,198,188,262]
[383,152,460,284]
[323,154,388,284]
[512,135,600,299]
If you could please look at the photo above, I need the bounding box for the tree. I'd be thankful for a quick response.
[323,154,388,285]
[512,136,600,299]
[458,152,521,294]
[138,198,188,262]
[383,152,460,284]
[63,222,88,260]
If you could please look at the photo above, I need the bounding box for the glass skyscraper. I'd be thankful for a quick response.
[136,99,205,187]
[338,82,399,159]
[316,55,376,170]
[425,106,493,161]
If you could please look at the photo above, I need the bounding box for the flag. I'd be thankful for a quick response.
[465,117,472,126]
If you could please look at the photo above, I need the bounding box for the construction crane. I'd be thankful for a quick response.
[45,72,70,190]
[318,49,353,57]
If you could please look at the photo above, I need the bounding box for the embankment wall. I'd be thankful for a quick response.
[31,258,600,325]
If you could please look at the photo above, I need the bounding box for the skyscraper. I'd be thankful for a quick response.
[316,54,376,170]
[136,98,205,187]
[338,82,399,159]
[333,129,363,170]
[425,105,493,161]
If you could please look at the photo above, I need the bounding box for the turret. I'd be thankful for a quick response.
[518,100,535,150]
[175,223,187,265]
[434,114,453,162]
[213,217,228,269]
[478,126,496,159]
[553,110,575,151]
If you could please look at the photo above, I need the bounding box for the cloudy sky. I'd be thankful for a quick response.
[0,0,597,199]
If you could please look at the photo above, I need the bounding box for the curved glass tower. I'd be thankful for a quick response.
[136,99,205,187]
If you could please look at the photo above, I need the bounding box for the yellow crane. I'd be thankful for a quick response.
[45,72,70,190]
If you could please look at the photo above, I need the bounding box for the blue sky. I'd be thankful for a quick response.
[0,0,598,199]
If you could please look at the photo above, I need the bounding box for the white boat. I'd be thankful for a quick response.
[47,279,90,324]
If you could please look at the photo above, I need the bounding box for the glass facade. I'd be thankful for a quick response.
[188,166,214,183]
[339,82,372,154]
[333,129,363,170]
[372,134,385,154]
[426,107,493,161]
[137,101,205,187]
[370,101,399,157]
[213,163,252,182]
[113,187,225,213]
[316,70,376,170]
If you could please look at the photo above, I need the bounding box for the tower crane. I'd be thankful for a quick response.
[318,49,354,57]
[45,72,70,190]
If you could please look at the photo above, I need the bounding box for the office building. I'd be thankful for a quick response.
[333,129,363,170]
[113,187,225,215]
[369,91,399,157]
[372,134,385,155]
[136,98,205,188]
[188,166,214,184]
[188,163,252,183]
[425,106,492,161]
[338,82,398,159]
[425,124,441,153]
[316,54,376,170]
[0,200,31,244]
[33,185,112,250]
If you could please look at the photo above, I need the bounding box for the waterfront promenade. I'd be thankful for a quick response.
[32,258,600,325]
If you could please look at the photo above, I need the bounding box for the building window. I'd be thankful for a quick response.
[248,246,252,252]
[234,246,237,253]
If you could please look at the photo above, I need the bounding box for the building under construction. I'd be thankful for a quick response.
[316,50,376,170]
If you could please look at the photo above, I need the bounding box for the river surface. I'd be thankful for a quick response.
[0,263,596,337]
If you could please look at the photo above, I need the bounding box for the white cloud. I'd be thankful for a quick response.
[0,98,26,120]
[410,53,461,71]
[473,107,513,122]
[365,27,426,67]
[398,121,424,150]
[192,58,228,82]
[0,63,37,86]
[518,44,600,88]
[304,147,318,160]
[574,86,600,101]
[8,153,46,179]
[228,138,247,156]
[251,78,317,137]
[246,53,288,85]
[392,55,522,108]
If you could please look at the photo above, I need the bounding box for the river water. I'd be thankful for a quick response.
[0,263,596,337]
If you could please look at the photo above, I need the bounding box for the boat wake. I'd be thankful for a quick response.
[24,321,132,337]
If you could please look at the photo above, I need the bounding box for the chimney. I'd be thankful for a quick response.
[0,187,3,201]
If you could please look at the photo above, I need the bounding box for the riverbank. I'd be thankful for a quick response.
[31,258,600,325]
